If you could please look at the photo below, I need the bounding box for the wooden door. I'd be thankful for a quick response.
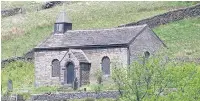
[64,62,75,84]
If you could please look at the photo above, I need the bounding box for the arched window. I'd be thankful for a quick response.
[52,59,60,77]
[144,51,150,59]
[101,56,110,75]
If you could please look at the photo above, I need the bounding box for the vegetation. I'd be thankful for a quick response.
[68,98,116,101]
[1,61,34,94]
[113,57,200,101]
[1,1,43,12]
[154,17,200,58]
[1,61,116,95]
[2,1,199,59]
[1,1,200,100]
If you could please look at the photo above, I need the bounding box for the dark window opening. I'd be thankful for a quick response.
[52,59,60,77]
[101,56,110,75]
[144,51,150,59]
[56,24,64,32]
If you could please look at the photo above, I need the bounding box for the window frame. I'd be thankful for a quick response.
[51,59,60,77]
[101,56,111,76]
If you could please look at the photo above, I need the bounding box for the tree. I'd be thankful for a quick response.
[112,57,170,101]
[112,56,200,101]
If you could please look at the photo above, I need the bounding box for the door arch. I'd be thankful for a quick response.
[64,62,75,84]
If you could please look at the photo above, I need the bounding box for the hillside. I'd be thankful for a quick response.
[1,1,200,96]
[1,1,199,59]
[154,17,200,57]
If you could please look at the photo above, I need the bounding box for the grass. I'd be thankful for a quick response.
[1,1,199,59]
[1,61,34,94]
[1,1,200,99]
[1,60,116,95]
[2,59,200,100]
[153,17,200,58]
[1,1,43,10]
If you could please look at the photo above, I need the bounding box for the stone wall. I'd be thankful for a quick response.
[83,47,128,84]
[34,47,127,87]
[41,1,63,9]
[31,90,120,100]
[1,49,34,68]
[1,1,64,18]
[118,4,200,28]
[129,26,164,62]
[1,57,25,68]
[1,8,22,18]
[170,57,200,63]
[1,94,24,101]
[34,50,72,87]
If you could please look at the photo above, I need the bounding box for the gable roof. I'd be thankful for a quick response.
[71,49,90,63]
[35,24,147,50]
[56,11,72,23]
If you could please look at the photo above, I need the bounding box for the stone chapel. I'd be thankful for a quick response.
[34,11,166,87]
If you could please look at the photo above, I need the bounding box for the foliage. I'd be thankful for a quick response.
[95,69,103,84]
[112,57,200,101]
[1,61,60,95]
[32,86,59,94]
[1,61,34,94]
[84,98,95,101]
[1,2,200,100]
[69,98,116,101]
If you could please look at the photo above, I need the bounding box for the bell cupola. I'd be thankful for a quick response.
[54,11,72,34]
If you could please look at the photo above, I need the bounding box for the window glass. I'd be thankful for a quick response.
[101,56,110,75]
[52,59,60,77]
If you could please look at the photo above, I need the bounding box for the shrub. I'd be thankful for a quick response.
[113,57,200,101]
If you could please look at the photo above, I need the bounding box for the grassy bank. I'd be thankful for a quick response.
[2,1,199,59]
[1,1,200,100]
[153,17,200,57]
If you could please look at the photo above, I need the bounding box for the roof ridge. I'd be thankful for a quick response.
[65,24,147,33]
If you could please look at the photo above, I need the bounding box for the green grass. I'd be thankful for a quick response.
[1,1,199,59]
[1,61,34,94]
[2,25,52,59]
[153,17,200,58]
[1,60,116,95]
[1,1,200,98]
[1,1,43,12]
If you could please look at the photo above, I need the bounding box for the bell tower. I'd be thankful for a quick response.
[54,11,72,34]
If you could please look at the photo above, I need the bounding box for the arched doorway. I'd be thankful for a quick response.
[64,62,75,84]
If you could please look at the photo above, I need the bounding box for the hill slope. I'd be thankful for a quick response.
[2,16,200,95]
[1,1,200,95]
[154,17,200,57]
[1,1,199,59]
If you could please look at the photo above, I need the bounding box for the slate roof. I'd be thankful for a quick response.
[71,49,90,63]
[56,11,72,23]
[35,24,147,49]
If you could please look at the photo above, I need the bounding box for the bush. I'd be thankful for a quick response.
[113,57,200,101]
